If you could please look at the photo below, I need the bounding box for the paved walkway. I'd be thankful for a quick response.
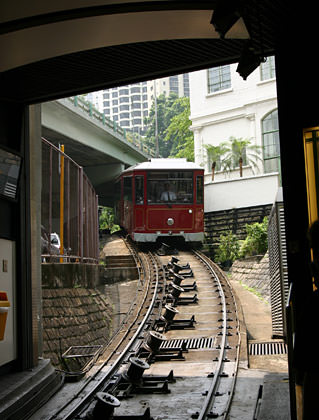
[227,274,290,419]
[100,234,131,257]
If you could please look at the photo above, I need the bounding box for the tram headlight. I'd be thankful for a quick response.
[167,218,174,226]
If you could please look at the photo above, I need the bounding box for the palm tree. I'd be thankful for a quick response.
[204,144,228,181]
[222,137,263,177]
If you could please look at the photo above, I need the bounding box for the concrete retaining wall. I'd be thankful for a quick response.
[42,263,102,288]
[230,253,270,303]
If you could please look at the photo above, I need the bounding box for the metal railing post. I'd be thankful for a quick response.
[48,147,52,258]
[79,166,83,262]
[59,145,65,263]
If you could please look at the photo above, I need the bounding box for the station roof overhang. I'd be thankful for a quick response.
[0,1,287,105]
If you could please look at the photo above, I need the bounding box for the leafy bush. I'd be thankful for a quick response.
[215,231,240,265]
[99,207,120,234]
[239,217,268,257]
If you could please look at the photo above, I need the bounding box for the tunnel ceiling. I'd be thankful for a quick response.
[0,1,287,104]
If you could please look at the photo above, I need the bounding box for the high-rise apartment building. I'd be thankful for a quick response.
[86,74,189,134]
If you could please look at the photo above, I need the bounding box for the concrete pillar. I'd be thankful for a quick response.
[193,127,203,167]
[29,104,42,361]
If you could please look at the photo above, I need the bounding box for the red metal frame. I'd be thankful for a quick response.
[116,165,204,243]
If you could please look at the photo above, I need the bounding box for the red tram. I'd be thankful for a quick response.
[114,158,204,244]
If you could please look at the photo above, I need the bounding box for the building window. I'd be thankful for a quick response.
[262,109,281,174]
[169,76,179,95]
[260,56,276,81]
[260,56,276,80]
[207,65,231,93]
[131,87,140,93]
[183,73,190,97]
[132,94,141,102]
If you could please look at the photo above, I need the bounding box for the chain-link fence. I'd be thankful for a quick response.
[41,138,99,263]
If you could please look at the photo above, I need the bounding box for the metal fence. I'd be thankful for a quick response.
[268,188,289,338]
[41,137,99,263]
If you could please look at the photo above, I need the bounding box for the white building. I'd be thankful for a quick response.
[189,57,281,213]
[86,74,189,135]
[147,73,189,109]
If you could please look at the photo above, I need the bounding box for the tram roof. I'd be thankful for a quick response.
[124,158,203,172]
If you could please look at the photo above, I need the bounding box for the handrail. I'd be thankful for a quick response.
[66,96,156,158]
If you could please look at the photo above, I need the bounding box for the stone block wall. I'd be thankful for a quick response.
[42,287,112,367]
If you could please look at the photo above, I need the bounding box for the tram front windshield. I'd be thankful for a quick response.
[147,171,193,204]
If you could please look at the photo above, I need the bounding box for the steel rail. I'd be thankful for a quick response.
[193,250,227,420]
[49,249,160,420]
[193,250,240,420]
[208,255,241,419]
[42,246,240,420]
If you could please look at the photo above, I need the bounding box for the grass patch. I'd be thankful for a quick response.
[239,280,268,304]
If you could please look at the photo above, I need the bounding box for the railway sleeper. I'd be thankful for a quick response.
[90,392,152,420]
[167,280,197,291]
[166,256,190,269]
[171,268,194,278]
[155,304,196,330]
[147,349,185,363]
[165,294,198,306]
[113,379,171,399]
[155,316,196,332]
[137,344,186,363]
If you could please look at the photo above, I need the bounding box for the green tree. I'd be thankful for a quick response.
[204,144,229,181]
[144,92,181,157]
[99,207,120,234]
[222,137,263,177]
[215,231,240,267]
[164,97,194,161]
[239,217,268,257]
[144,93,194,159]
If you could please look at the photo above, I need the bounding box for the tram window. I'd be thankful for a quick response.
[123,177,132,202]
[135,176,144,204]
[147,171,193,204]
[196,175,204,204]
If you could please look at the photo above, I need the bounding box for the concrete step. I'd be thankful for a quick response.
[101,255,138,283]
[0,359,63,420]
[104,255,136,268]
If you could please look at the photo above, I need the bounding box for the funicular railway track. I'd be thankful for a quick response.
[44,241,240,420]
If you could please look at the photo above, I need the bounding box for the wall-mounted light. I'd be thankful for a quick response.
[210,0,242,39]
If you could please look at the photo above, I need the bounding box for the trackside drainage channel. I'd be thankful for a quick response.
[160,337,215,350]
[249,341,287,355]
